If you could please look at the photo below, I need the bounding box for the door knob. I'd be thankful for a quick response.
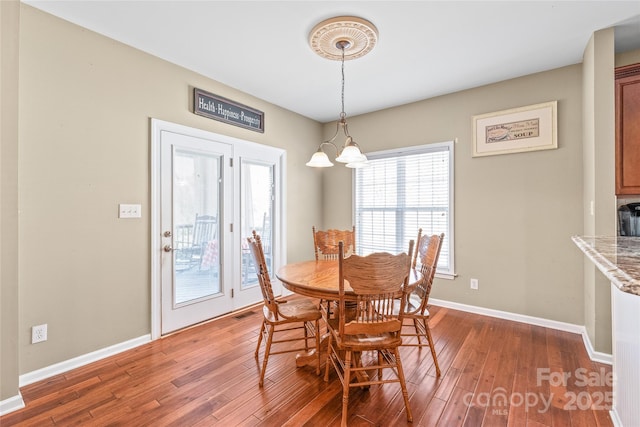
[163,230,172,237]
[163,245,173,252]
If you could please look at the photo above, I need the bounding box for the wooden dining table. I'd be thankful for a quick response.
[276,259,423,298]
[276,259,346,299]
[275,259,423,367]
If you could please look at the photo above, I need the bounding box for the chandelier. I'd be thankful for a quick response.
[306,17,378,168]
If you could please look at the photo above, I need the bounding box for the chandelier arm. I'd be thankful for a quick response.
[342,119,351,138]
[323,120,342,144]
[319,140,339,153]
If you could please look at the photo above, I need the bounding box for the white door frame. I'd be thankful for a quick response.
[150,118,286,339]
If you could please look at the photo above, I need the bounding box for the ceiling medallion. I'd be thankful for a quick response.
[309,16,378,61]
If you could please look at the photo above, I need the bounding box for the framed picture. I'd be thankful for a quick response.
[472,101,557,157]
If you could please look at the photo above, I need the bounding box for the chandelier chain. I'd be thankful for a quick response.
[341,45,345,115]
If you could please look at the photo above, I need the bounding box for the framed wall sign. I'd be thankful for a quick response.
[193,88,264,133]
[472,101,557,157]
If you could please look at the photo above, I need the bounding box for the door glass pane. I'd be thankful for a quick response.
[173,148,221,305]
[241,160,274,290]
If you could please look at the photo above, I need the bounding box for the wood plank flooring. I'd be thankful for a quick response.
[1,301,613,426]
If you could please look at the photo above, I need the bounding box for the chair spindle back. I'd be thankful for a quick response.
[337,240,414,336]
[246,231,278,319]
[313,226,356,260]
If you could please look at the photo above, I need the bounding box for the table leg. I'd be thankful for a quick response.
[295,303,333,368]
[295,331,330,368]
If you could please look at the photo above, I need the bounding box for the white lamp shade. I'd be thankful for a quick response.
[335,144,365,163]
[346,154,369,168]
[306,150,334,167]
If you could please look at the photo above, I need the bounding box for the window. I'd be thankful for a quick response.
[354,141,454,276]
[240,159,275,287]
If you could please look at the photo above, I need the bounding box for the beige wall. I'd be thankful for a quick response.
[16,5,322,375]
[322,65,588,326]
[581,29,616,354]
[617,48,640,67]
[1,0,20,401]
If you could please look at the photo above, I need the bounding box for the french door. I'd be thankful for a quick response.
[151,119,284,336]
[235,156,278,307]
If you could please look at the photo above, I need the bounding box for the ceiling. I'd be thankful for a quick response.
[23,1,640,123]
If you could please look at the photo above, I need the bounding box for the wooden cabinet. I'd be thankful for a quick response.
[615,64,640,195]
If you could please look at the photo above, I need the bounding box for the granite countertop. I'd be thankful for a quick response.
[572,236,640,296]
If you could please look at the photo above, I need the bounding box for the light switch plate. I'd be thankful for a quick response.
[119,204,141,218]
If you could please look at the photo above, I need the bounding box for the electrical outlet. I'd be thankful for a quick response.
[32,324,48,344]
[470,278,479,290]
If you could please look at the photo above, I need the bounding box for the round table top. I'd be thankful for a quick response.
[275,259,423,300]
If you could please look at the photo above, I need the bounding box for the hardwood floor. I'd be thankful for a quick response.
[1,301,613,426]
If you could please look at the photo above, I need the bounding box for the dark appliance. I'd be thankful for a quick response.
[618,203,640,236]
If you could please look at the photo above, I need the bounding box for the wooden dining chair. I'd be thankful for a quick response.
[312,226,356,314]
[411,227,424,269]
[324,240,414,426]
[412,227,442,270]
[401,231,444,376]
[246,231,322,387]
[312,226,355,260]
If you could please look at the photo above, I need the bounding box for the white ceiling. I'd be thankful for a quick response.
[23,1,640,123]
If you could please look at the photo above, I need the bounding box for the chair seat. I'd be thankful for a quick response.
[327,317,402,350]
[264,299,322,324]
[407,295,430,317]
[334,332,402,350]
[407,294,421,312]
[392,296,430,317]
[407,307,429,318]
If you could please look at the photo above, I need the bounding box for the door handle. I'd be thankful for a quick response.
[163,245,174,252]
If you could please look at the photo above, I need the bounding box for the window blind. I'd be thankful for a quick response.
[354,141,453,275]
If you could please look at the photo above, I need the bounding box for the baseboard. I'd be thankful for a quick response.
[0,393,24,416]
[610,408,623,427]
[430,298,612,365]
[580,327,613,365]
[19,334,151,387]
[0,335,151,416]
